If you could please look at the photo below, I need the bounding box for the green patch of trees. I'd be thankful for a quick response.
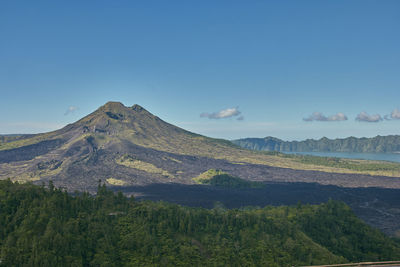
[193,169,265,188]
[0,180,399,266]
[196,173,265,188]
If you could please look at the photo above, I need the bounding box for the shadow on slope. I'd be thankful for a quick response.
[113,182,400,237]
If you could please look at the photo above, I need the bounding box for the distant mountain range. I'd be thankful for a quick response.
[232,135,400,153]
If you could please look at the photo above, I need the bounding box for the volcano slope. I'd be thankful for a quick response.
[1,101,400,191]
[1,102,400,235]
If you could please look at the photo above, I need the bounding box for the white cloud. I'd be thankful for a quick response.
[355,111,383,122]
[303,112,348,122]
[385,108,400,120]
[201,107,241,119]
[64,106,79,115]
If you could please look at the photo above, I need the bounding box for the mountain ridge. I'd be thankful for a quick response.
[233,135,400,153]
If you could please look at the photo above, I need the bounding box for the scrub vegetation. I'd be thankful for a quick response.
[193,169,265,188]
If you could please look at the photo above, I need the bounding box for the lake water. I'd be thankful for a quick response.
[284,151,400,163]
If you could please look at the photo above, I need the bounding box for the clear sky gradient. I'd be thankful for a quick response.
[1,1,399,140]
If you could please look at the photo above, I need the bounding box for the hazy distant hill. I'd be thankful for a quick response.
[0,134,33,143]
[233,135,400,153]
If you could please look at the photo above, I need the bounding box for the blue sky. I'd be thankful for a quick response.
[0,1,399,140]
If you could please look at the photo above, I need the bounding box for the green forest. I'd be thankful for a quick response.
[1,180,399,266]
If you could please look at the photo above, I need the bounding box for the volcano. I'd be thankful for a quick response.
[1,101,400,192]
[0,101,260,191]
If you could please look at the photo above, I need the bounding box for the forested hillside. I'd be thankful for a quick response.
[0,180,399,266]
[233,135,400,153]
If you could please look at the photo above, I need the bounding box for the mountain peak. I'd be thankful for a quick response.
[131,104,145,112]
[100,101,126,110]
[66,101,165,137]
[98,102,149,114]
[96,101,152,117]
